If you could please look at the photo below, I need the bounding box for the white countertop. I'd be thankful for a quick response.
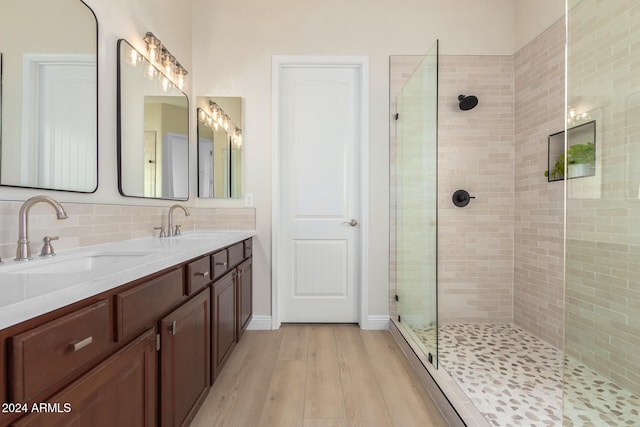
[0,230,255,330]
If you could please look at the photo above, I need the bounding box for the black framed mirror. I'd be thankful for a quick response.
[0,0,98,193]
[117,39,189,201]
[196,96,243,199]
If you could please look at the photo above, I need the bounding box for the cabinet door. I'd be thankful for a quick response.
[236,257,253,342]
[212,271,236,383]
[12,328,157,427]
[160,289,210,427]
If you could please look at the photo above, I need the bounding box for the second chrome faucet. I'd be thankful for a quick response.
[164,204,190,237]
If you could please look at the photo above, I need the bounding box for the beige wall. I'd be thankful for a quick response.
[514,0,565,52]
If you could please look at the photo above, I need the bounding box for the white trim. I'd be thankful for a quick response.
[271,55,370,330]
[365,315,390,330]
[247,315,273,330]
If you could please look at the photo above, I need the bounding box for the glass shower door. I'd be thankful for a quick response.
[564,0,640,424]
[395,40,439,367]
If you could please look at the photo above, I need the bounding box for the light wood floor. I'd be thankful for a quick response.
[190,324,449,427]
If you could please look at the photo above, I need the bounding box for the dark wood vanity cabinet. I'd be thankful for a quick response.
[236,257,253,342]
[160,289,210,427]
[211,270,236,382]
[12,328,158,427]
[0,236,253,427]
[210,238,253,382]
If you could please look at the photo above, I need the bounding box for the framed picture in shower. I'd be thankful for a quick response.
[546,120,596,182]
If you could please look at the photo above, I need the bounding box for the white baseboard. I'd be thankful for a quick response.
[247,315,273,330]
[364,315,390,330]
[247,315,389,331]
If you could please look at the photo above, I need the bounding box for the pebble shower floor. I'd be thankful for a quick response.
[412,323,639,426]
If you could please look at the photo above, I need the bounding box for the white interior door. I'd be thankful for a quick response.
[22,54,96,190]
[275,57,366,324]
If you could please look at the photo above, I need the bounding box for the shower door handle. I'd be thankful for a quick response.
[343,218,358,227]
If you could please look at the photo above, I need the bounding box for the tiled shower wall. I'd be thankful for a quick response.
[390,54,516,324]
[436,55,515,324]
[513,18,565,349]
[0,200,255,260]
[391,20,566,342]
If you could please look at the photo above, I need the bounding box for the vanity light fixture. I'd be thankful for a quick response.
[142,31,188,91]
[199,102,243,148]
[567,108,590,126]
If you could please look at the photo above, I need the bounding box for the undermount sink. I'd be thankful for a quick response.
[5,251,155,275]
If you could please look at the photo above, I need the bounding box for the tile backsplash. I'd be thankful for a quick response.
[0,200,255,260]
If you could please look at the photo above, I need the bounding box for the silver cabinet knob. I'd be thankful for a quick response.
[343,219,358,227]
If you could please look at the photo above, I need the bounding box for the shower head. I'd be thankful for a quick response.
[458,95,478,111]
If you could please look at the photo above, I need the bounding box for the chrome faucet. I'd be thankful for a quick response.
[167,204,190,237]
[16,196,68,261]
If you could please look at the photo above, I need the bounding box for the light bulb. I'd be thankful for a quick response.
[128,47,140,66]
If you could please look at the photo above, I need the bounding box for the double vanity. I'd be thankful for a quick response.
[0,228,254,427]
[1,1,253,424]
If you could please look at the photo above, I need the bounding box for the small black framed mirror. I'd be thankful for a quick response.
[117,39,189,200]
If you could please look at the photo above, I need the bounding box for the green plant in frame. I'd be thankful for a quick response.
[545,153,565,179]
[545,142,595,179]
[567,142,595,165]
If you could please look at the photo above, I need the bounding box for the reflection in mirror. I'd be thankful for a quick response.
[0,0,98,192]
[117,39,189,201]
[196,97,243,198]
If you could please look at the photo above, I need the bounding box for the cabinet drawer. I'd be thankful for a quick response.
[12,328,157,427]
[10,299,111,402]
[116,268,184,341]
[227,242,244,269]
[212,250,228,280]
[244,238,252,259]
[187,256,211,295]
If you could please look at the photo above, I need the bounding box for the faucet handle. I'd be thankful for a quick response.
[174,224,182,236]
[40,236,59,257]
[154,226,167,238]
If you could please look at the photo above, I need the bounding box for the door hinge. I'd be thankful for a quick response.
[397,315,401,322]
[170,320,177,336]
[394,113,399,120]
[156,333,161,351]
[395,294,399,302]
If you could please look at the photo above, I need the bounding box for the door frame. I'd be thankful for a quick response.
[271,55,370,330]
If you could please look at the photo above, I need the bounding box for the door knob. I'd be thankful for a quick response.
[343,219,358,227]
